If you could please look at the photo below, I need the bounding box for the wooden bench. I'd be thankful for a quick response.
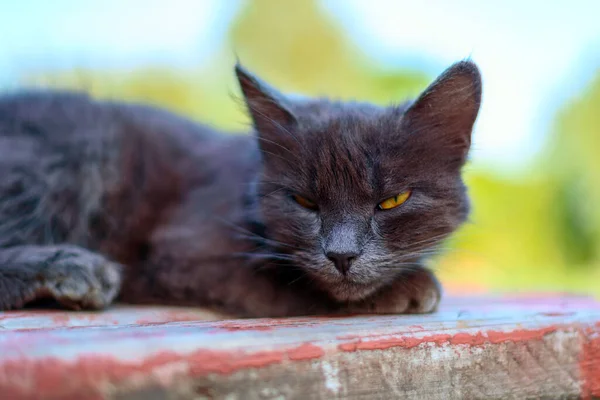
[1,295,599,399]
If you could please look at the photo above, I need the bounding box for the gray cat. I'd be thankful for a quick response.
[0,61,481,317]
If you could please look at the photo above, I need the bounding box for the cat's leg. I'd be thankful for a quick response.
[346,267,441,315]
[0,245,122,310]
[0,94,130,310]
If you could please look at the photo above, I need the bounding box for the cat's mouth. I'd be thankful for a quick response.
[313,271,385,302]
[297,253,390,301]
[327,278,383,302]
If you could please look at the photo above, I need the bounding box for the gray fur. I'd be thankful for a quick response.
[0,61,481,317]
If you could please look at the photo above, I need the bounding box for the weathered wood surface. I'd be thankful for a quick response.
[0,296,599,399]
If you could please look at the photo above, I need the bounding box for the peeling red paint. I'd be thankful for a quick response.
[134,310,218,325]
[216,322,275,332]
[336,334,361,341]
[338,341,359,351]
[1,297,599,398]
[449,332,486,345]
[338,326,561,352]
[338,334,453,352]
[0,342,326,399]
[336,325,426,341]
[580,326,600,400]
[486,326,559,344]
[538,312,576,317]
[188,349,286,374]
[287,343,325,360]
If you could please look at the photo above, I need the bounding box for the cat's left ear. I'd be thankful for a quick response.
[235,64,297,145]
[401,60,482,166]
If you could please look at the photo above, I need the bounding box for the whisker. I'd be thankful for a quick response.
[232,231,304,251]
[213,215,306,251]
[260,187,287,199]
[231,252,295,261]
[287,273,307,286]
[259,149,292,163]
[247,104,303,148]
[255,136,295,157]
[397,233,452,249]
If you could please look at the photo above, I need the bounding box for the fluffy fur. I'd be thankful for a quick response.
[0,61,481,317]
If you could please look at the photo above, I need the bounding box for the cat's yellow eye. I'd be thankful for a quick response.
[377,191,411,210]
[293,194,318,210]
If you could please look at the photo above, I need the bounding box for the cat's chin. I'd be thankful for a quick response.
[322,278,384,302]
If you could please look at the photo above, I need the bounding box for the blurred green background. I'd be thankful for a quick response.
[2,0,599,296]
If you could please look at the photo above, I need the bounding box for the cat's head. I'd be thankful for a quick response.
[237,61,481,301]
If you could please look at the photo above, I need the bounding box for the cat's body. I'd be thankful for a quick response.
[0,61,481,317]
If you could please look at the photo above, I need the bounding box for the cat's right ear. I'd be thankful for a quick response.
[400,60,482,168]
[235,64,298,147]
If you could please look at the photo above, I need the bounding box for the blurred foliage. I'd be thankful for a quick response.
[23,0,600,296]
[438,74,600,296]
[550,74,600,265]
[230,0,428,100]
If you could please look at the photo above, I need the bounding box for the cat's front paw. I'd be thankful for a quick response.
[348,268,441,315]
[39,246,122,310]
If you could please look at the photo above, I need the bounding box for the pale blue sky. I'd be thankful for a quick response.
[1,0,599,172]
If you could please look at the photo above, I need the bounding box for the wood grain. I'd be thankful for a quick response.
[0,296,599,399]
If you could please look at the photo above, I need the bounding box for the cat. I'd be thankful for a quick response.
[0,60,481,317]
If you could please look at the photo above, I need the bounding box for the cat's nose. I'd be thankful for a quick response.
[326,251,359,275]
